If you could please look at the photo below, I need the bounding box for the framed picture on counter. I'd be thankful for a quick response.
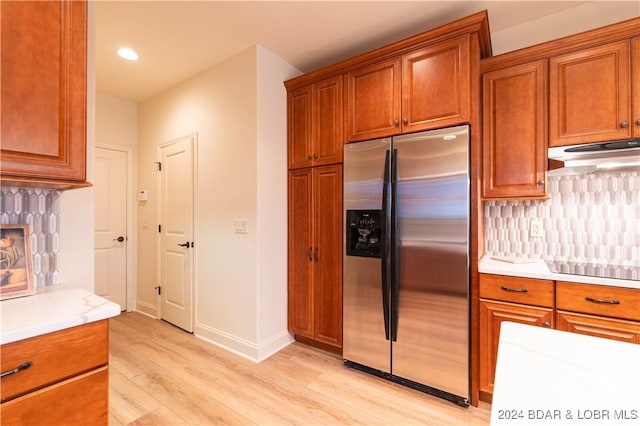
[0,224,35,300]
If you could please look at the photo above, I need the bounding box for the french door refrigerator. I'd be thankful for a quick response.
[343,125,470,406]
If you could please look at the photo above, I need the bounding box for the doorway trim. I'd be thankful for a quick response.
[95,143,137,311]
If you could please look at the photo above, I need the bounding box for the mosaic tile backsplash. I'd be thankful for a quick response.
[484,170,640,268]
[0,187,60,287]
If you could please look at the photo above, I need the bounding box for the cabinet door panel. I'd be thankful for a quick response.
[347,59,401,141]
[1,320,108,402]
[556,311,640,344]
[314,76,343,166]
[479,300,553,396]
[287,169,314,336]
[402,35,470,132]
[482,61,547,199]
[287,86,313,169]
[0,367,108,426]
[0,0,86,182]
[313,165,343,348]
[549,40,631,146]
[633,37,640,137]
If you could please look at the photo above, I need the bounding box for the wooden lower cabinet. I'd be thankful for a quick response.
[1,367,108,426]
[0,320,109,425]
[288,165,343,351]
[556,310,640,344]
[478,274,640,402]
[479,299,553,400]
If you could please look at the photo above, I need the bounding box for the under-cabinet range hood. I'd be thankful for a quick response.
[548,138,640,175]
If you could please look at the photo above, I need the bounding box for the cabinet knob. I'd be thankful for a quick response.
[313,153,318,159]
[635,119,640,126]
[393,119,399,127]
[542,322,551,328]
[620,120,629,128]
[307,155,313,160]
[537,180,545,186]
[402,118,408,125]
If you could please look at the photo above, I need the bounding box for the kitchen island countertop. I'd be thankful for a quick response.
[0,285,121,344]
[479,256,640,289]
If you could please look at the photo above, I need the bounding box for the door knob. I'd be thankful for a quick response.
[177,241,190,248]
[113,236,125,242]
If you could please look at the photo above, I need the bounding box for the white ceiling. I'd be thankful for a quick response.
[95,1,640,103]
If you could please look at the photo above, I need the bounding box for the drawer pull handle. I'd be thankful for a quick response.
[1,361,32,378]
[585,296,620,305]
[500,285,528,293]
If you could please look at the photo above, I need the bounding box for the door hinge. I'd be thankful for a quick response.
[158,224,161,233]
[154,286,161,295]
[154,161,162,171]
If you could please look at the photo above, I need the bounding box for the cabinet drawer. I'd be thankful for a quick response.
[1,320,108,402]
[0,366,108,426]
[479,274,554,307]
[556,310,640,344]
[556,282,640,321]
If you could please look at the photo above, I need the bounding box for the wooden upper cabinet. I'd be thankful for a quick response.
[549,40,631,147]
[482,60,548,199]
[347,35,471,142]
[0,0,88,186]
[402,34,470,133]
[288,76,343,169]
[346,58,402,141]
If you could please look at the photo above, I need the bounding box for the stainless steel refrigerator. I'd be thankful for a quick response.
[343,125,470,406]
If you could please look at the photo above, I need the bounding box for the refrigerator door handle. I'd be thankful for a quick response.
[390,148,399,342]
[381,149,391,341]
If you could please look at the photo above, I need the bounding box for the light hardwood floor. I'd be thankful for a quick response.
[109,312,491,425]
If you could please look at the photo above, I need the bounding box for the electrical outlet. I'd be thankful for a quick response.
[530,218,544,238]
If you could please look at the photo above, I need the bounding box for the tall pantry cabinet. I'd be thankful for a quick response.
[287,77,344,352]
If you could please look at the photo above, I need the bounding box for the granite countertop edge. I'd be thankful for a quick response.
[479,256,640,290]
[0,285,121,345]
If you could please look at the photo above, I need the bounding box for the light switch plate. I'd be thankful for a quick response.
[234,219,248,234]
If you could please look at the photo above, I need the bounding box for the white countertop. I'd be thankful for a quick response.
[479,256,640,289]
[0,285,121,344]
[491,322,640,425]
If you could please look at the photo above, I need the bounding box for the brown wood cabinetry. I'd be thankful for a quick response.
[481,60,548,199]
[479,274,640,402]
[288,76,343,169]
[633,37,640,137]
[0,320,109,425]
[478,274,554,400]
[346,35,471,142]
[556,281,640,343]
[287,165,343,350]
[549,40,632,147]
[0,0,89,190]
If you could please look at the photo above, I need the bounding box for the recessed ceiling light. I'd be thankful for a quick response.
[117,47,139,61]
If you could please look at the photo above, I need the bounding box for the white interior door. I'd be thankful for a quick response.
[159,135,194,332]
[94,147,128,310]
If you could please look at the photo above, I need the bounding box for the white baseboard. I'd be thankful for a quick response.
[194,322,293,362]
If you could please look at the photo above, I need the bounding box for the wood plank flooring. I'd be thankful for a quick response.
[109,312,491,425]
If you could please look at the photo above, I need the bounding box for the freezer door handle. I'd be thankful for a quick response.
[381,149,391,341]
[390,148,399,342]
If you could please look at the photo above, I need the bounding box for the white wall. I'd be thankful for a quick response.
[59,2,95,290]
[256,46,301,358]
[137,45,300,361]
[492,1,640,55]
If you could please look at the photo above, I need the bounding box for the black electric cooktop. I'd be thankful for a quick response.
[545,260,639,281]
